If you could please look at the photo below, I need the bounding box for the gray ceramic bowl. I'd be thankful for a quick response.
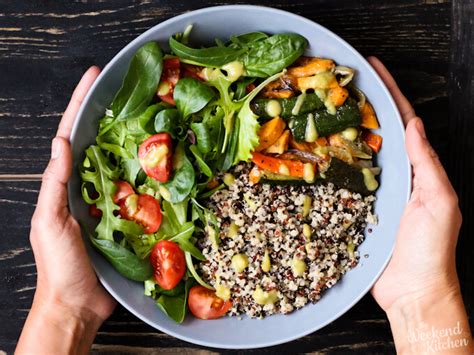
[68,5,411,349]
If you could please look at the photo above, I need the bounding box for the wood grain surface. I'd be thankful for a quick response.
[0,0,472,353]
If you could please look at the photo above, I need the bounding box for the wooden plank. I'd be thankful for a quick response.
[448,0,474,315]
[0,0,450,174]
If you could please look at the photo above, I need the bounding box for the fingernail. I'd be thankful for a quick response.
[416,118,427,139]
[51,138,61,160]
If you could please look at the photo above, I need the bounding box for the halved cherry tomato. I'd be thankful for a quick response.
[113,181,134,204]
[157,58,180,105]
[89,204,102,218]
[188,286,233,320]
[182,63,205,80]
[150,240,186,290]
[119,194,162,234]
[138,133,173,183]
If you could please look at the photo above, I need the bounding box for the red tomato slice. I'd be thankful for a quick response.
[88,204,102,218]
[157,58,180,105]
[188,286,233,320]
[182,63,205,80]
[150,240,186,290]
[119,194,162,234]
[113,181,135,204]
[138,133,173,183]
[134,194,162,234]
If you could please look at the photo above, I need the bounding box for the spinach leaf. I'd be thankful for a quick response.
[242,34,308,77]
[162,143,195,203]
[155,109,180,137]
[169,36,245,67]
[80,145,143,241]
[173,78,215,118]
[155,277,195,323]
[229,32,268,47]
[89,236,153,281]
[111,42,163,121]
[189,145,212,177]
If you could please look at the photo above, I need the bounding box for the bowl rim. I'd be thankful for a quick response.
[69,4,412,349]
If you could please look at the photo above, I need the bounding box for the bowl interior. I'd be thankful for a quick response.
[68,5,410,349]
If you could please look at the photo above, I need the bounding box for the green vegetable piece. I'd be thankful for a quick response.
[155,109,180,137]
[241,33,308,77]
[169,222,205,261]
[89,237,153,281]
[189,145,213,177]
[110,42,163,121]
[190,122,212,154]
[80,146,143,241]
[155,277,195,323]
[162,143,195,203]
[290,98,361,140]
[259,158,375,195]
[169,36,246,67]
[251,93,324,120]
[173,77,215,118]
[234,71,285,164]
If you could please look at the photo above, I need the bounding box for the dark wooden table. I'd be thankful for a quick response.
[1,1,472,353]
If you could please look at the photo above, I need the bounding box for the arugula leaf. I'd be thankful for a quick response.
[111,42,163,121]
[170,222,205,260]
[162,143,195,203]
[80,145,143,241]
[189,145,212,177]
[173,78,215,118]
[169,36,245,67]
[121,139,141,187]
[234,71,284,163]
[155,277,195,323]
[89,236,153,281]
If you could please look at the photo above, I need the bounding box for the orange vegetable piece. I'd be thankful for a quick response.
[287,57,335,77]
[328,86,349,107]
[256,117,286,151]
[249,166,262,184]
[265,130,291,154]
[251,152,307,178]
[363,132,383,153]
[360,102,380,129]
[316,137,328,146]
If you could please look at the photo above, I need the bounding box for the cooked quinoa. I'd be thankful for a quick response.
[198,163,377,318]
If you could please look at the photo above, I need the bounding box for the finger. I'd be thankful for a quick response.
[35,137,73,219]
[405,118,453,194]
[367,56,416,126]
[57,66,101,139]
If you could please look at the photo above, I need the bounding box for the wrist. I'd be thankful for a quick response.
[386,284,473,354]
[16,292,104,354]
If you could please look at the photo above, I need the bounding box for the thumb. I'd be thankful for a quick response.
[36,137,73,218]
[406,118,452,195]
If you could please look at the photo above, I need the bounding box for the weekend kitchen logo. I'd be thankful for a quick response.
[408,321,470,353]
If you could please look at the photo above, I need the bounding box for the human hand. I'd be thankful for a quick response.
[16,67,116,354]
[368,57,472,353]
